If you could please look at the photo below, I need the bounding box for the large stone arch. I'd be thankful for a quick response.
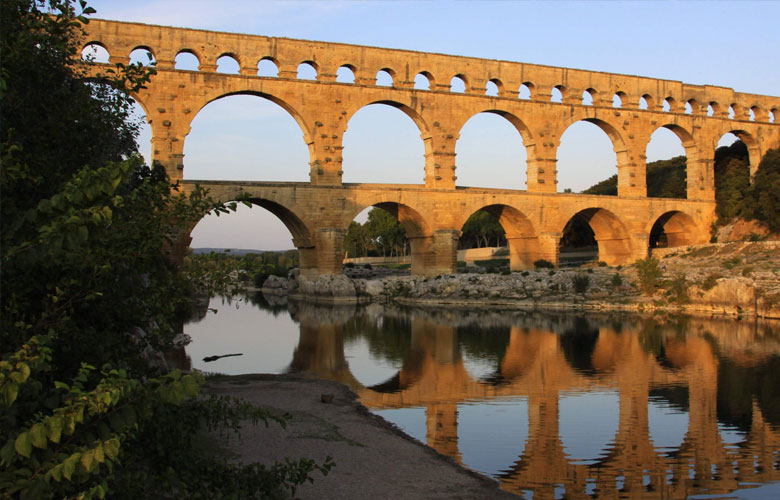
[559,208,633,266]
[648,210,702,249]
[723,128,762,178]
[459,204,540,270]
[647,123,698,199]
[555,118,629,195]
[181,90,314,181]
[344,99,432,155]
[453,109,536,189]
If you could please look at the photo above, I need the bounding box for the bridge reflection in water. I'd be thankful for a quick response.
[185,298,780,499]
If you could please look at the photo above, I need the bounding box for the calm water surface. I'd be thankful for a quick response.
[182,293,780,499]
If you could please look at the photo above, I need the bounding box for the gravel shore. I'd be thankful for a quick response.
[206,375,518,499]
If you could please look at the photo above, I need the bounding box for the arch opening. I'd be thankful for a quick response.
[182,93,310,182]
[459,205,539,271]
[297,61,317,80]
[639,95,650,110]
[216,54,239,74]
[486,80,500,97]
[450,75,466,93]
[518,83,532,100]
[551,86,564,103]
[645,126,689,199]
[343,205,411,262]
[341,102,427,184]
[662,97,673,112]
[128,96,152,167]
[129,47,155,66]
[684,102,693,115]
[707,104,715,117]
[81,42,109,63]
[557,120,621,195]
[257,58,278,77]
[376,69,394,87]
[713,133,752,227]
[770,109,776,123]
[649,211,700,250]
[175,50,199,71]
[336,65,355,83]
[414,72,432,90]
[582,89,595,105]
[612,93,623,108]
[559,208,632,266]
[455,111,529,190]
[189,199,308,255]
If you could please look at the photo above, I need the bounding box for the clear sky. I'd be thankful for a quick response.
[88,0,780,251]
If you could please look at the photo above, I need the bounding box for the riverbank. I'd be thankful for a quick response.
[205,374,517,499]
[262,241,780,320]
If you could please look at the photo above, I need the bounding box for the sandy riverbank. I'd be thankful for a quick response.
[206,374,518,499]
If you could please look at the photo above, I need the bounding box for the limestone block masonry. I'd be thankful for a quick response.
[81,19,780,276]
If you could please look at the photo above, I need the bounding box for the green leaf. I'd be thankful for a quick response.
[94,443,105,463]
[14,432,32,458]
[0,440,15,465]
[80,449,94,472]
[2,382,19,406]
[29,423,47,449]
[62,453,79,480]
[103,438,120,460]
[46,416,63,443]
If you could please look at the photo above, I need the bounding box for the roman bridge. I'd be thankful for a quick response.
[81,19,780,275]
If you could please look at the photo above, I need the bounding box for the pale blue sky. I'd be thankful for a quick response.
[89,0,780,250]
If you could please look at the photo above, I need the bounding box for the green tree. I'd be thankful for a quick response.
[1,2,330,497]
[365,208,408,257]
[741,148,780,232]
[460,210,506,248]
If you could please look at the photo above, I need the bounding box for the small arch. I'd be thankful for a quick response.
[770,109,777,123]
[649,211,700,249]
[486,78,503,97]
[560,208,633,266]
[376,68,394,87]
[639,96,649,110]
[129,46,155,66]
[728,104,736,119]
[612,92,625,108]
[414,71,433,90]
[336,64,356,83]
[518,83,532,100]
[216,54,239,74]
[551,86,564,103]
[297,61,318,80]
[640,94,654,110]
[175,50,200,71]
[81,42,110,63]
[336,64,357,83]
[662,97,675,112]
[257,57,279,77]
[749,106,758,121]
[450,74,467,93]
[684,102,693,115]
[707,103,715,117]
[582,89,595,105]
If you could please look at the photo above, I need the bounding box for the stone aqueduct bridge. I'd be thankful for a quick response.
[83,20,780,276]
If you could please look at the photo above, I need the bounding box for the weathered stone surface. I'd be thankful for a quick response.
[81,20,780,278]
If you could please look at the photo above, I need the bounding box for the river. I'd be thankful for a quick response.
[181,292,780,499]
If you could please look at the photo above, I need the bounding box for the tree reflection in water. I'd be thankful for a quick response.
[183,296,780,499]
